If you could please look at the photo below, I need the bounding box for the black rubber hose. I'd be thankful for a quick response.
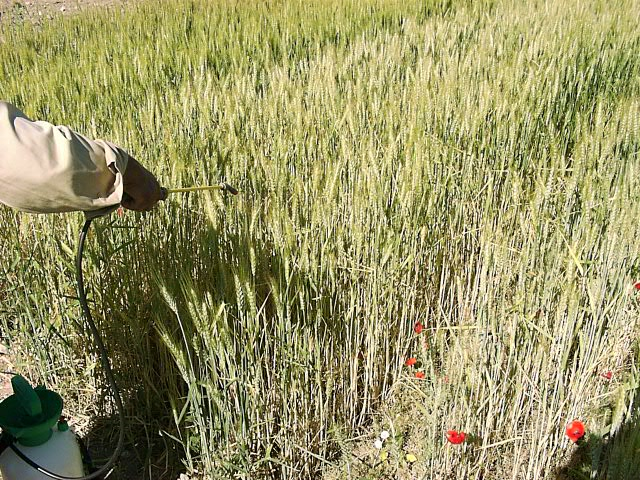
[8,218,124,479]
[0,432,12,457]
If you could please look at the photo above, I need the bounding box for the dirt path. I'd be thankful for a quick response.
[0,0,129,21]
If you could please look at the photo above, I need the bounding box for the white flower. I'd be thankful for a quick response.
[380,430,390,441]
[373,439,383,450]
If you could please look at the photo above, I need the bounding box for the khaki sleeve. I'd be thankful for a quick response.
[0,101,129,215]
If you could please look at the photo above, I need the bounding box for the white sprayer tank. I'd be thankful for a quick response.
[0,423,84,479]
[0,375,85,479]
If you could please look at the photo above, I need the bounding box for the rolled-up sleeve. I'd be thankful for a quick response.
[0,101,128,214]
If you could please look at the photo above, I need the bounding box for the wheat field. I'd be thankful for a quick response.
[1,0,640,478]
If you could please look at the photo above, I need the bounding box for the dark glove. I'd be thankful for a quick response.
[121,157,163,212]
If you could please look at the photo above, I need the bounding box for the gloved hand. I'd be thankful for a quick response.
[121,157,163,211]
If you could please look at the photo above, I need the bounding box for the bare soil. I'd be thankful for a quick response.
[0,0,129,21]
[0,344,11,400]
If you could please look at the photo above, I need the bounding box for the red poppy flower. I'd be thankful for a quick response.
[117,206,124,217]
[446,430,466,445]
[566,420,585,443]
[601,371,613,380]
[415,371,425,379]
[634,281,640,290]
[405,357,417,367]
[414,322,424,334]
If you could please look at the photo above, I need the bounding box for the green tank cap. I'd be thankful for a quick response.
[0,375,63,446]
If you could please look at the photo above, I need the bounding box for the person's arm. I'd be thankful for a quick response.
[0,101,161,215]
